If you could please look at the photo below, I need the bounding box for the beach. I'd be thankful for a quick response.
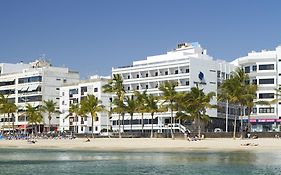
[1,138,280,152]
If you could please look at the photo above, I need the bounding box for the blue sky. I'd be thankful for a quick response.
[0,0,281,78]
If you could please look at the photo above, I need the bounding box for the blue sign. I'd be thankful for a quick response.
[198,71,204,81]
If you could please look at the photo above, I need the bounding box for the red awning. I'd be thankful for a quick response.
[17,125,27,129]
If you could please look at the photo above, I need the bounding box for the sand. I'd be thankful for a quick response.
[1,138,281,152]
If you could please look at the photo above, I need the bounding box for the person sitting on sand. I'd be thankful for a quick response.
[85,137,90,142]
[241,143,258,146]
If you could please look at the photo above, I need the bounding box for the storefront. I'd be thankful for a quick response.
[247,119,281,132]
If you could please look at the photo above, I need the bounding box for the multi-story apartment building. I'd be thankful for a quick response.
[0,60,79,132]
[232,45,281,132]
[59,75,112,134]
[112,42,235,133]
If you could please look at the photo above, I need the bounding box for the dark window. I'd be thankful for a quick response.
[69,89,78,97]
[244,66,250,73]
[186,69,190,73]
[175,70,178,74]
[127,75,130,79]
[18,95,42,103]
[259,93,274,99]
[94,88,98,92]
[259,107,274,113]
[127,86,130,90]
[186,81,189,86]
[217,71,221,78]
[259,78,274,84]
[56,88,59,90]
[0,80,15,86]
[137,74,139,78]
[252,107,257,114]
[56,78,61,81]
[0,89,15,95]
[18,76,42,84]
[259,64,274,70]
[155,72,158,76]
[81,86,87,95]
[252,65,257,71]
[252,79,257,85]
[145,85,148,89]
[165,71,168,75]
[136,86,139,90]
[145,73,148,77]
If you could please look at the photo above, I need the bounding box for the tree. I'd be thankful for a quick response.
[145,94,161,138]
[159,81,178,139]
[66,103,83,134]
[134,90,148,134]
[41,100,61,132]
[25,104,43,136]
[103,74,125,138]
[0,94,17,136]
[80,95,105,138]
[177,86,216,138]
[124,95,138,135]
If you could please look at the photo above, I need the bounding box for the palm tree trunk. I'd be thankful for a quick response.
[141,113,144,134]
[48,114,51,133]
[247,107,252,133]
[91,116,94,138]
[233,107,237,139]
[170,108,174,139]
[7,113,11,138]
[130,114,133,136]
[240,106,244,139]
[118,114,121,138]
[197,118,201,138]
[151,113,154,138]
[121,113,125,133]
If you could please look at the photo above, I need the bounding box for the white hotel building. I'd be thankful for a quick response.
[59,75,112,134]
[232,45,281,132]
[0,60,79,132]
[112,42,235,133]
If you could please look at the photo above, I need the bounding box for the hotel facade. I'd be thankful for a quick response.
[232,45,281,132]
[0,60,79,132]
[59,75,112,134]
[112,42,236,134]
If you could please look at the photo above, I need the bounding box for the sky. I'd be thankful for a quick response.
[0,0,281,79]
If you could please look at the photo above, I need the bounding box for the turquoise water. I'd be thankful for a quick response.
[0,149,280,175]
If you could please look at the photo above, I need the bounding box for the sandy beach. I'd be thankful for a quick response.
[1,138,281,152]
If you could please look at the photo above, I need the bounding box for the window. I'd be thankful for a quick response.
[145,73,148,77]
[252,107,257,114]
[155,72,158,76]
[186,81,189,86]
[217,71,221,78]
[62,101,65,105]
[0,80,15,86]
[18,95,42,103]
[136,86,139,90]
[252,79,257,85]
[137,74,139,78]
[145,85,148,89]
[186,69,190,73]
[252,65,257,71]
[56,88,59,90]
[259,93,274,99]
[259,107,274,113]
[165,71,168,75]
[89,127,92,131]
[259,64,274,70]
[94,88,98,92]
[95,127,98,131]
[244,66,250,73]
[56,78,61,81]
[18,76,42,84]
[259,78,274,84]
[127,87,130,90]
[175,70,178,74]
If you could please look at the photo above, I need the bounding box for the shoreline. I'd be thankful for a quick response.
[1,138,281,153]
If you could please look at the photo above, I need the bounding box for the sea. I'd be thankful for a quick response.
[0,149,280,175]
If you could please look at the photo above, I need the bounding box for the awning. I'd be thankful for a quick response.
[17,125,27,129]
[20,86,29,91]
[28,85,39,91]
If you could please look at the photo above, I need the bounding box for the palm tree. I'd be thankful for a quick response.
[145,94,161,138]
[159,81,178,139]
[80,95,105,138]
[0,94,17,135]
[25,104,43,136]
[66,103,82,134]
[124,95,138,135]
[103,74,125,138]
[180,86,216,138]
[41,100,61,133]
[134,90,148,134]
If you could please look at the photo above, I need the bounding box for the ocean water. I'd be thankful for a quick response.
[0,149,280,175]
